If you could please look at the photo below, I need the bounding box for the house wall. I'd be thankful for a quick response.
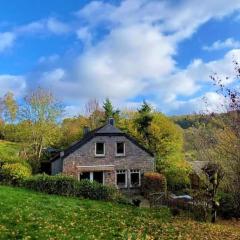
[51,158,63,175]
[62,135,154,188]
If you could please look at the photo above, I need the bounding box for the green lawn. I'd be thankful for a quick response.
[0,186,239,240]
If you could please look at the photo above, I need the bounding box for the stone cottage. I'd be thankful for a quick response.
[51,118,155,191]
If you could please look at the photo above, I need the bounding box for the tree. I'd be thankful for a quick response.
[192,59,240,220]
[20,87,63,172]
[135,101,153,144]
[3,92,18,122]
[85,99,104,129]
[119,108,190,190]
[60,116,89,147]
[203,163,224,223]
[102,98,120,122]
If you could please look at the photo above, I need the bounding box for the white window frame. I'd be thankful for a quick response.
[95,142,105,157]
[115,142,125,156]
[116,170,127,188]
[129,169,141,188]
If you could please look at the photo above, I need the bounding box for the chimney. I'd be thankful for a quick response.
[83,126,90,135]
[108,117,115,126]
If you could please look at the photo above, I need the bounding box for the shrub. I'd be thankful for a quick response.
[0,162,31,185]
[22,174,78,196]
[218,192,240,219]
[142,172,167,197]
[21,174,118,201]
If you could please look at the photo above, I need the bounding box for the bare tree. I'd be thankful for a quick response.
[84,99,103,129]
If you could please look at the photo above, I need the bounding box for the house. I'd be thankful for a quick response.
[51,118,155,192]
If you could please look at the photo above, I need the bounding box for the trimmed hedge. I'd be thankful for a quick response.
[21,174,118,201]
[142,172,167,197]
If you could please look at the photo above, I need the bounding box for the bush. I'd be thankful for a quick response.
[142,172,167,197]
[218,192,240,219]
[0,162,31,185]
[21,174,118,201]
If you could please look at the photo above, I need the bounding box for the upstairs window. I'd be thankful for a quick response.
[130,170,141,187]
[95,142,105,156]
[116,142,125,156]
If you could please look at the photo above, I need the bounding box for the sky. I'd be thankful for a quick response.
[0,0,240,116]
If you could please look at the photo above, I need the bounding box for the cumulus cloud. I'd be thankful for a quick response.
[203,38,240,51]
[0,75,26,97]
[170,92,228,115]
[0,17,70,53]
[0,32,16,52]
[2,0,240,115]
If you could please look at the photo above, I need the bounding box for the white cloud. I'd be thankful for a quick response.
[203,38,240,51]
[0,75,26,97]
[40,24,175,101]
[46,18,70,35]
[37,1,240,115]
[170,92,228,115]
[0,18,70,53]
[17,18,70,35]
[2,0,240,115]
[77,0,240,43]
[0,32,16,52]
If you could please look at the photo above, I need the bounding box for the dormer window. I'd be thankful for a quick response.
[116,142,125,156]
[95,142,105,156]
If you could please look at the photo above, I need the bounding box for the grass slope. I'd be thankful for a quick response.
[0,140,21,155]
[0,140,22,162]
[0,186,240,239]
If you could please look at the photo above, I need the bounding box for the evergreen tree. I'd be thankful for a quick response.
[135,101,153,142]
[102,98,120,122]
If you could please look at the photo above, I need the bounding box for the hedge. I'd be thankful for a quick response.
[21,174,119,201]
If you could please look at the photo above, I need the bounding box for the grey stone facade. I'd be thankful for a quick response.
[51,123,155,191]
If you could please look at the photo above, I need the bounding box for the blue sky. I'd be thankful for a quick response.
[0,0,240,116]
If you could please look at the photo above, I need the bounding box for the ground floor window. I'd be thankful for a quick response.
[116,170,127,188]
[130,170,141,187]
[80,171,104,184]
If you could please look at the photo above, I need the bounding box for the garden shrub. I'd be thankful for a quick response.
[142,172,167,197]
[21,174,118,201]
[0,162,31,185]
[218,192,240,219]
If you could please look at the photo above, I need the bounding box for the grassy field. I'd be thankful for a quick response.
[0,186,240,239]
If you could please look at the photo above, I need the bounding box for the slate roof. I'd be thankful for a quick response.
[51,123,154,162]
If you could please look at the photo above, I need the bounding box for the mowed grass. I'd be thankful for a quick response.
[0,186,240,240]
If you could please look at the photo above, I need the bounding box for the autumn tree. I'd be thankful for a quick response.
[191,59,240,220]
[119,105,190,190]
[60,116,89,147]
[3,92,18,122]
[19,87,63,172]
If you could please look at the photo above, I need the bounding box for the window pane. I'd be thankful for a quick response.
[117,170,126,188]
[80,172,90,180]
[93,172,103,184]
[96,142,104,155]
[117,142,124,154]
[131,172,140,187]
